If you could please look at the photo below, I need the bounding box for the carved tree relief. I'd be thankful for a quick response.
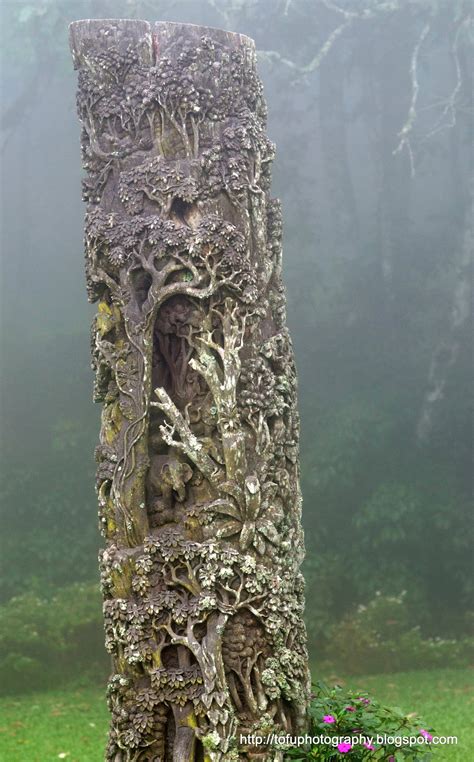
[70,19,309,761]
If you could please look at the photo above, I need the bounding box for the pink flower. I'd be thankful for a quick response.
[345,705,356,712]
[420,729,433,741]
[323,714,336,724]
[358,697,371,705]
[364,742,375,750]
[337,742,352,752]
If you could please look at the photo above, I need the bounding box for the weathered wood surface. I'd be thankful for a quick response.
[70,18,309,761]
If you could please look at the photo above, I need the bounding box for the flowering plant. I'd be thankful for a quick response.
[286,681,434,760]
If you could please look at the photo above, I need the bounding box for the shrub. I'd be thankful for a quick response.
[353,480,473,622]
[286,681,435,760]
[318,592,473,675]
[0,582,108,694]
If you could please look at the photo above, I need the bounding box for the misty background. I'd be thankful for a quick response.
[0,0,472,695]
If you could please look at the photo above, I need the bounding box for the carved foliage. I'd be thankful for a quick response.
[71,19,309,761]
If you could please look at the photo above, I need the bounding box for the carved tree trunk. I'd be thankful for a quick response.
[70,19,309,761]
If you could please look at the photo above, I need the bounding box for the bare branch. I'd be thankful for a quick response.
[259,0,399,76]
[393,21,431,177]
[423,17,470,141]
[320,0,399,20]
[259,19,351,75]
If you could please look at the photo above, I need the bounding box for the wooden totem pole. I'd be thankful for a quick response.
[70,19,309,761]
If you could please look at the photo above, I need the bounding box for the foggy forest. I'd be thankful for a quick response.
[0,0,472,760]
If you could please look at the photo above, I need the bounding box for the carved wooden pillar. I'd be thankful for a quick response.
[70,19,309,761]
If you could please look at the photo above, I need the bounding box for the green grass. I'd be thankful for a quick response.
[0,686,109,762]
[0,669,472,760]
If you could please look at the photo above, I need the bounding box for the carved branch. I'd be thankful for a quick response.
[151,387,224,484]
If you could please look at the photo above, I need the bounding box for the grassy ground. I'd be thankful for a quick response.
[0,686,109,762]
[0,668,472,760]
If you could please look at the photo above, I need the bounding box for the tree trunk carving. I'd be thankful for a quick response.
[70,19,309,761]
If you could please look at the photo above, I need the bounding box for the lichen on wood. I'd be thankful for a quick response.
[70,18,310,761]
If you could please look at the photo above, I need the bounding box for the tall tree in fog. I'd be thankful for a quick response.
[319,30,360,267]
[416,17,473,443]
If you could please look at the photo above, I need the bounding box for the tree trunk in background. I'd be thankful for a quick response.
[416,175,473,444]
[416,39,473,445]
[70,19,309,761]
[319,44,360,268]
[372,17,412,309]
